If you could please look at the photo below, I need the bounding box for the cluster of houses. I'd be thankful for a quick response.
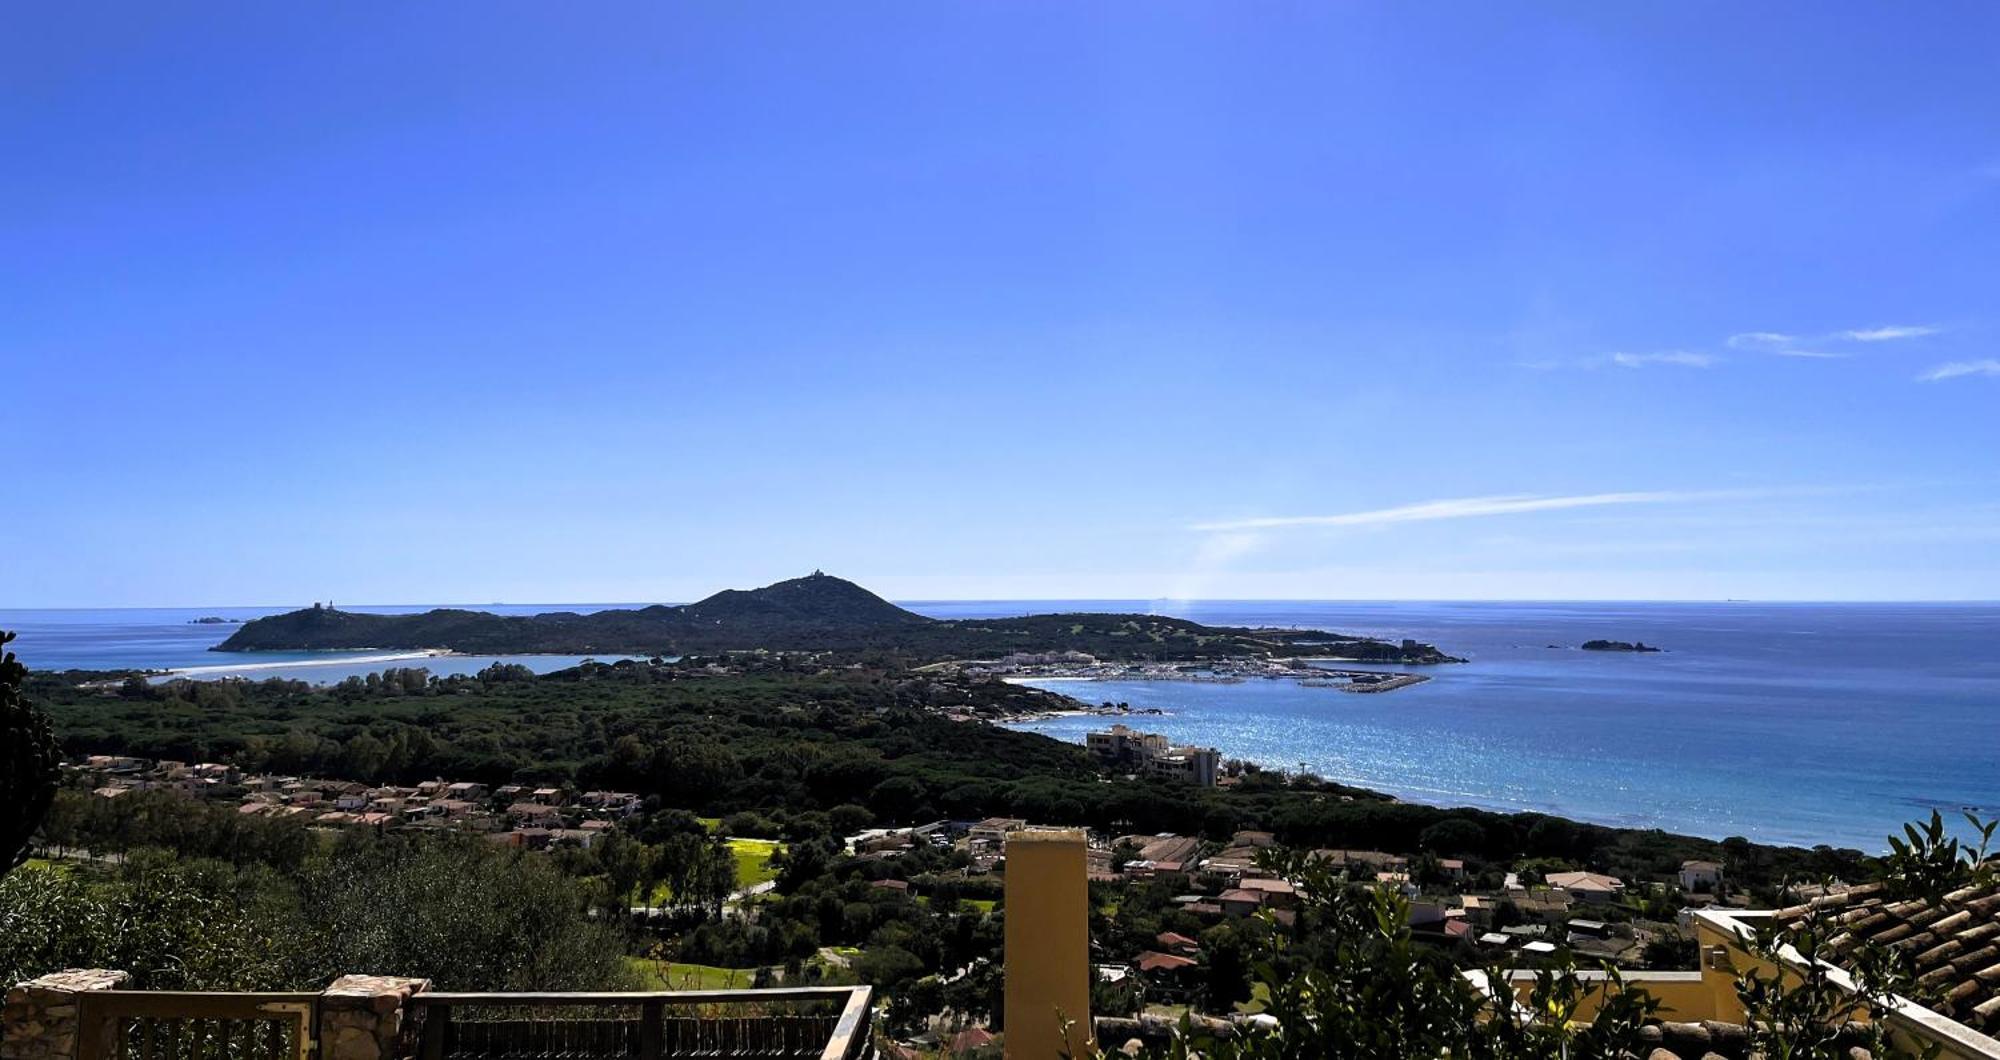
[1105,833,1739,969]
[845,815,1724,974]
[69,755,642,851]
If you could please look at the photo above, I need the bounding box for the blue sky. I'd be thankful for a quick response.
[4,2,1998,605]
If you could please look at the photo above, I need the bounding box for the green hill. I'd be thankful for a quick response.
[217,573,1460,663]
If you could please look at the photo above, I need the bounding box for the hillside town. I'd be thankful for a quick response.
[71,755,642,851]
[69,750,1746,987]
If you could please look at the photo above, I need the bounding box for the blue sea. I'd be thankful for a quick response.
[918,600,2000,852]
[5,600,1996,852]
[0,604,650,683]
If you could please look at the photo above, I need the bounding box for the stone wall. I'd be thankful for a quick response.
[319,976,431,1060]
[1,972,431,1060]
[1,970,131,1060]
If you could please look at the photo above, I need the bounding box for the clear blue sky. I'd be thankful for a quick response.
[5,3,1998,606]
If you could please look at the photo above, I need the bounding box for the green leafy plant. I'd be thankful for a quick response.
[1134,849,1659,1060]
[1882,810,1995,902]
[1733,815,1995,1060]
[1,630,61,876]
[1733,898,1939,1060]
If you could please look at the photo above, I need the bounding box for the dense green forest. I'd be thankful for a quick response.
[30,656,1863,886]
[10,646,1908,1048]
[214,573,1461,663]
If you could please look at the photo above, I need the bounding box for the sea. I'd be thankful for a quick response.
[4,600,1996,852]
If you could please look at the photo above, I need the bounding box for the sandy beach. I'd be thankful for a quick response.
[156,649,454,679]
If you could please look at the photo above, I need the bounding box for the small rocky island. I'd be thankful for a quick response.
[1580,639,1662,653]
[188,616,240,625]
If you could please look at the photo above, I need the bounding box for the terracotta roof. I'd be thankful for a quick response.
[947,1026,995,1052]
[1629,1020,1877,1059]
[1546,870,1624,893]
[1134,951,1198,974]
[1775,876,2000,1033]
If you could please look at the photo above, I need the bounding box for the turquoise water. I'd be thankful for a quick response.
[914,600,2000,851]
[0,604,648,681]
[6,600,1996,850]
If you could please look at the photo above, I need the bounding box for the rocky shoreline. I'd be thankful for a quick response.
[973,655,1432,693]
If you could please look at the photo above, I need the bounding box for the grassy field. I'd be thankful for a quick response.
[636,838,780,905]
[21,857,74,875]
[1235,982,1272,1014]
[917,895,997,915]
[728,838,780,888]
[624,958,763,991]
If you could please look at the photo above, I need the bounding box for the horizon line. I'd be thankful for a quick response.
[6,596,2000,613]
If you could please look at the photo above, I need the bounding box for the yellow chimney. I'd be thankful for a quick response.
[1004,828,1094,1059]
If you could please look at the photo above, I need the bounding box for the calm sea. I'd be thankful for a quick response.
[5,600,1996,851]
[916,600,2000,852]
[0,604,649,683]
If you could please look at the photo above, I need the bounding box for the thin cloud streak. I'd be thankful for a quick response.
[1726,332,1796,350]
[1605,351,1715,368]
[1727,325,1939,357]
[1193,489,1759,532]
[1846,325,1941,342]
[1918,359,2000,382]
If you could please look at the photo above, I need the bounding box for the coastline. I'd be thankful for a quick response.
[157,649,456,679]
[996,667,1429,693]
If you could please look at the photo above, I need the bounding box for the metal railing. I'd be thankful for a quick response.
[410,988,874,1060]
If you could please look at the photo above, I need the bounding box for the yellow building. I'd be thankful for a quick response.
[1004,829,1094,1059]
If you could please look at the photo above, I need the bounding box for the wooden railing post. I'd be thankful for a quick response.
[637,1001,662,1060]
[417,1007,448,1060]
[822,986,873,1060]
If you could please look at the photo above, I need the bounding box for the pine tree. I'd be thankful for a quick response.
[1,630,60,876]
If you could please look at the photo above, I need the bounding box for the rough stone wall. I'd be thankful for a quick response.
[1,970,132,1060]
[318,976,431,1060]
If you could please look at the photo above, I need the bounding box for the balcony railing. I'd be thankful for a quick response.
[409,989,874,1060]
[44,985,872,1060]
[76,992,319,1060]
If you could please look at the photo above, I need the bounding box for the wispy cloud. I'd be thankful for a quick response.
[1726,332,1796,351]
[1727,325,1938,358]
[1917,359,2000,382]
[1845,325,1941,342]
[1604,351,1715,369]
[1193,489,1754,532]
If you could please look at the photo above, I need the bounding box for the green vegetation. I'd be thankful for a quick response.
[28,658,1857,889]
[729,838,781,888]
[211,573,1459,664]
[0,827,634,992]
[625,958,764,991]
[1140,819,1997,1060]
[1,630,61,877]
[12,642,1901,1048]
